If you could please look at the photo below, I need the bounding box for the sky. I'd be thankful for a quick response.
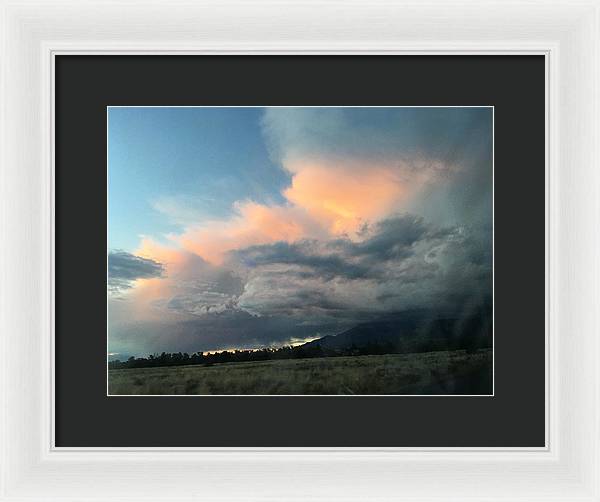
[108,106,493,358]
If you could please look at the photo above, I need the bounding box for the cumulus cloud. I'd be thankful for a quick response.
[108,250,165,292]
[130,239,245,318]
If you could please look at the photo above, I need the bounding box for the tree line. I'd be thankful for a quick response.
[107,343,395,370]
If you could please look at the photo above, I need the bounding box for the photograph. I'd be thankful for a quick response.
[107,106,493,395]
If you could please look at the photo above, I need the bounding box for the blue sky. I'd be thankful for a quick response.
[108,107,290,250]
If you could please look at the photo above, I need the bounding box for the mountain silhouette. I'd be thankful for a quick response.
[300,307,492,355]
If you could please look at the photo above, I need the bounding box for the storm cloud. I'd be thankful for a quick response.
[107,309,338,355]
[232,214,491,323]
[108,250,165,292]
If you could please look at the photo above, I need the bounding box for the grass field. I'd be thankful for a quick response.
[108,348,492,395]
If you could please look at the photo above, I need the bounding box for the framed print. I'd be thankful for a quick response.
[1,1,599,501]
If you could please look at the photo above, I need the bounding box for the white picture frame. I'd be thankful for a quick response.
[1,1,598,500]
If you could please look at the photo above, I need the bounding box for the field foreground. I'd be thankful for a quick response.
[108,349,492,395]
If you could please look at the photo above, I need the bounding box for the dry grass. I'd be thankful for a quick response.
[108,348,492,395]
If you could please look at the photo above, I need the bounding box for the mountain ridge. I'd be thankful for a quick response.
[298,308,492,355]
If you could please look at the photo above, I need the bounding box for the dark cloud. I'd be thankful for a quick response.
[108,250,165,292]
[232,241,372,280]
[107,309,343,355]
[232,214,491,323]
[337,214,432,260]
[233,214,456,282]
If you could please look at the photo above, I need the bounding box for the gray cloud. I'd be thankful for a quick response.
[107,309,339,355]
[231,214,491,324]
[232,241,372,281]
[232,215,456,281]
[337,214,431,260]
[261,107,492,168]
[108,250,165,292]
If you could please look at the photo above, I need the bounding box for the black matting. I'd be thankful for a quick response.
[55,55,545,447]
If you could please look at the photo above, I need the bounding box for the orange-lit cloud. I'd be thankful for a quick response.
[130,156,452,271]
[174,201,321,265]
[125,237,246,319]
[162,157,444,265]
[136,238,185,268]
[283,160,407,235]
[122,239,188,316]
